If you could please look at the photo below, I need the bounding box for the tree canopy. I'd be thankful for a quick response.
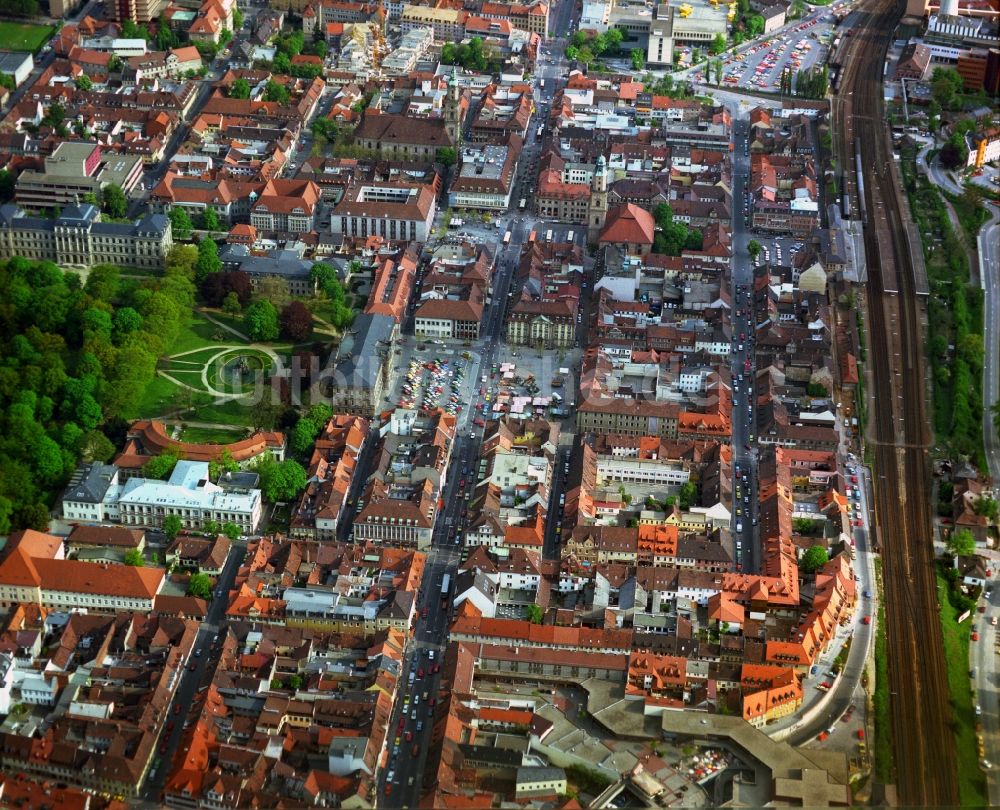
[652,204,701,256]
[800,545,829,573]
[255,456,308,502]
[947,528,976,558]
[102,184,128,219]
[244,300,280,341]
[187,572,213,599]
[0,252,196,533]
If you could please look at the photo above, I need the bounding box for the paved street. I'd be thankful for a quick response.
[728,111,759,574]
[376,3,582,803]
[974,201,1000,804]
[142,541,245,803]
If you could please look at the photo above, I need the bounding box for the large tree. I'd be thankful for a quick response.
[101,184,128,219]
[168,207,193,240]
[163,514,183,540]
[187,572,213,599]
[280,301,313,341]
[195,236,222,283]
[947,528,976,558]
[229,77,252,99]
[800,545,829,573]
[255,456,307,502]
[244,300,280,341]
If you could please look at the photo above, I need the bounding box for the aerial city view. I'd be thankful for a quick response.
[0,0,997,804]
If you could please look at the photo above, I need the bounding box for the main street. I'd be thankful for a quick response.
[728,111,760,575]
[377,3,580,804]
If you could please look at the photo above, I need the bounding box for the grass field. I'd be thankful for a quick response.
[935,568,988,807]
[180,426,251,445]
[0,21,54,52]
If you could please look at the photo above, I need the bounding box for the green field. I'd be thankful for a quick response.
[0,21,54,52]
[935,569,988,807]
[180,425,250,445]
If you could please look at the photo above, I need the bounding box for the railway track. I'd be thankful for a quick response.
[834,0,959,804]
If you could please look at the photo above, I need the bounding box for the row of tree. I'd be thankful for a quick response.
[565,28,623,68]
[440,38,496,73]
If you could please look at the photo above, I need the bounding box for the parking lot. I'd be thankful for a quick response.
[699,14,836,92]
[751,235,807,271]
[385,340,483,423]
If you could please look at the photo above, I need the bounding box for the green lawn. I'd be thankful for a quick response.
[935,569,988,807]
[0,21,54,52]
[180,425,251,444]
[171,310,242,355]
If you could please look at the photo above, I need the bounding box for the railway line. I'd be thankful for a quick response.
[833,0,959,804]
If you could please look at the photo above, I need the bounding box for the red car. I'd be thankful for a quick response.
[972,632,980,641]
[384,784,392,797]
[166,721,174,732]
[429,697,436,706]
[862,616,871,625]
[422,606,428,618]
[174,704,182,715]
[417,668,424,677]
[412,743,420,756]
[398,717,405,732]
[405,730,413,742]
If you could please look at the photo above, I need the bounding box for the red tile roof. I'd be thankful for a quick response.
[599,203,655,246]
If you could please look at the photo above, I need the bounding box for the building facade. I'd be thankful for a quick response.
[0,204,172,270]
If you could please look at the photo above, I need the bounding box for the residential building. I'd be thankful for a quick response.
[352,409,456,549]
[365,249,419,324]
[0,203,172,270]
[108,0,168,22]
[0,537,165,613]
[165,535,232,574]
[760,2,786,34]
[400,4,467,40]
[290,414,369,539]
[61,462,121,523]
[415,296,484,340]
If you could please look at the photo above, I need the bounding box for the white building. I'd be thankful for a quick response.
[117,461,262,532]
[595,456,691,487]
[0,51,33,87]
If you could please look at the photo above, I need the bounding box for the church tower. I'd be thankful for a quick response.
[587,154,609,243]
[444,66,462,148]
